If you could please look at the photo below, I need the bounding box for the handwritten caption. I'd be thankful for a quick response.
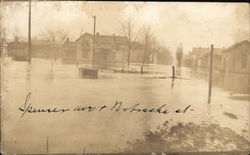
[18,92,194,118]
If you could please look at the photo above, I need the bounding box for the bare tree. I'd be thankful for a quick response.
[57,28,69,42]
[39,26,56,41]
[142,25,153,65]
[150,36,159,63]
[120,17,140,67]
[141,26,160,65]
[39,25,69,42]
[38,25,69,61]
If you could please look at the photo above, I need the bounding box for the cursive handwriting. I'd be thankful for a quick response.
[18,92,194,118]
[18,92,70,118]
[111,101,170,114]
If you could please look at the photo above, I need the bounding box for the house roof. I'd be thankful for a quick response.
[62,41,77,48]
[8,39,63,48]
[75,33,93,42]
[223,40,250,53]
[97,35,126,45]
[198,48,223,58]
[76,32,126,45]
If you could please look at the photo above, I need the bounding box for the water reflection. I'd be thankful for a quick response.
[26,63,31,80]
[171,78,174,89]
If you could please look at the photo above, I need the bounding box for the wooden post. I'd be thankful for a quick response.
[141,66,143,74]
[208,44,214,103]
[172,66,175,78]
[171,66,175,89]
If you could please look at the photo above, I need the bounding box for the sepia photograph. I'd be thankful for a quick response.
[0,1,249,155]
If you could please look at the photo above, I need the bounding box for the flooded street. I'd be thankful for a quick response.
[1,58,250,154]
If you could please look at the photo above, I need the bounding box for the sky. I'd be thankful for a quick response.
[1,1,249,53]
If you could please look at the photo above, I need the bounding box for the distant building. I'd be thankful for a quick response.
[8,37,62,61]
[187,47,223,70]
[189,47,210,68]
[0,38,7,57]
[183,52,193,67]
[75,33,127,67]
[61,38,77,64]
[198,48,223,70]
[130,42,163,65]
[7,37,28,61]
[32,39,50,58]
[32,39,62,59]
[221,40,250,93]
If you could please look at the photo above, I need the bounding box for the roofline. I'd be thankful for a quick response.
[75,32,92,42]
[75,32,126,42]
[222,40,250,53]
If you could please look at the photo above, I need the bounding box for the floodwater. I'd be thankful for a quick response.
[1,58,249,154]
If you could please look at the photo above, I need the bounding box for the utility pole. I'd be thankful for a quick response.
[208,44,214,103]
[92,16,96,66]
[28,0,32,63]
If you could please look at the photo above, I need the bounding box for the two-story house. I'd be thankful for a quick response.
[75,33,127,67]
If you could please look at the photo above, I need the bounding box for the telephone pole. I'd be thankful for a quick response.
[208,44,214,103]
[28,0,32,63]
[92,16,96,66]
